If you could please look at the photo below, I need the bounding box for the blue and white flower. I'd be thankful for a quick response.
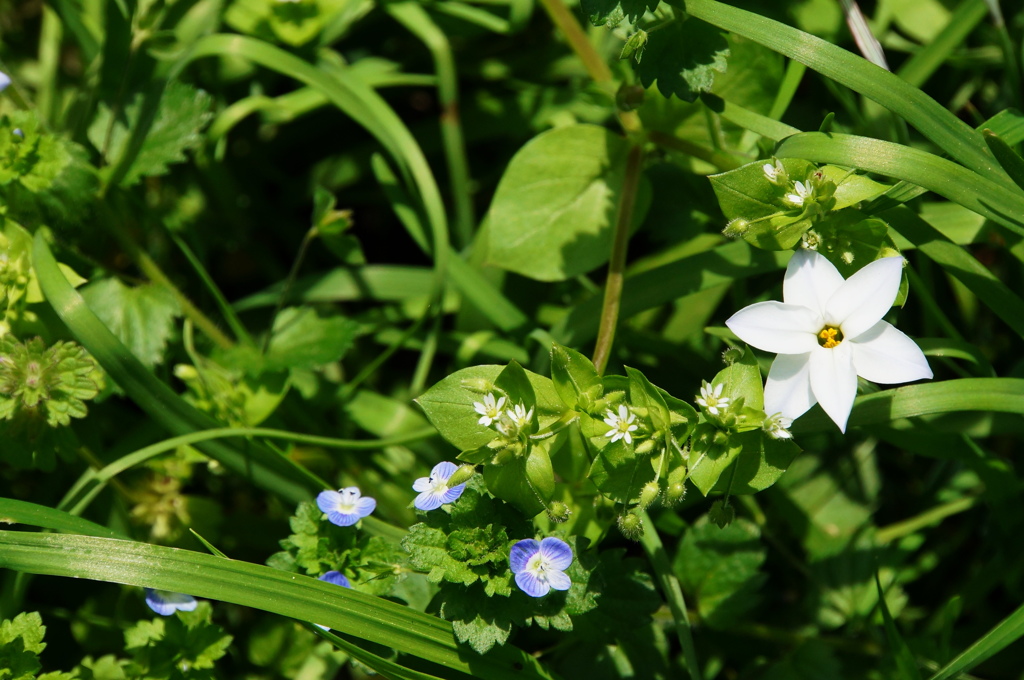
[0,72,10,93]
[510,537,573,598]
[317,487,376,526]
[412,461,466,511]
[603,405,638,444]
[144,588,198,616]
[473,392,506,427]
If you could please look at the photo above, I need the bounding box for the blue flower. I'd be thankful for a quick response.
[0,72,10,93]
[314,571,352,631]
[144,588,198,616]
[412,461,466,511]
[319,570,351,588]
[317,487,376,526]
[509,537,573,597]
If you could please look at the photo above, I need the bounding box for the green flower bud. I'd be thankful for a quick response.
[722,218,749,239]
[721,347,744,365]
[617,512,644,540]
[547,501,572,523]
[637,482,660,510]
[447,464,477,487]
[665,482,686,505]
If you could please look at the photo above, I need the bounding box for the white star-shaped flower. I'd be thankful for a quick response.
[725,250,932,433]
[784,180,812,207]
[603,405,639,444]
[496,402,533,437]
[696,381,730,416]
[762,412,793,440]
[473,392,506,427]
[763,160,787,184]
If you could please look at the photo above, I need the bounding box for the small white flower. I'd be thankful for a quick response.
[696,381,730,416]
[763,159,787,184]
[603,405,639,444]
[473,392,506,427]
[801,229,822,251]
[784,180,812,207]
[725,250,932,432]
[762,412,793,440]
[496,402,533,437]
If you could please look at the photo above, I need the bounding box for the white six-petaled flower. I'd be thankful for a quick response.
[316,487,377,527]
[762,412,794,440]
[473,392,506,427]
[696,381,730,417]
[603,405,639,444]
[510,537,573,597]
[763,159,787,185]
[725,250,932,433]
[412,461,467,511]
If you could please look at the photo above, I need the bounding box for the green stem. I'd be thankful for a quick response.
[37,6,62,126]
[262,226,319,354]
[875,496,977,544]
[342,306,434,400]
[535,0,643,137]
[638,510,703,680]
[170,233,254,345]
[592,145,644,375]
[648,131,742,171]
[100,204,235,350]
[386,2,476,248]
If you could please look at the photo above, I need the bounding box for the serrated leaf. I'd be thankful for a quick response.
[581,0,658,27]
[80,278,181,369]
[675,516,766,628]
[0,612,46,679]
[484,124,649,281]
[634,18,730,101]
[88,80,212,186]
[264,306,359,371]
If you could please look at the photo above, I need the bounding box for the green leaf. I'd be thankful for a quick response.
[674,516,767,629]
[580,0,657,28]
[928,599,1024,680]
[587,437,656,505]
[264,306,359,372]
[550,343,603,412]
[483,442,556,516]
[88,80,212,186]
[485,124,648,281]
[714,345,763,413]
[634,18,730,102]
[626,366,670,433]
[0,612,47,679]
[876,573,923,680]
[689,429,800,496]
[80,278,181,369]
[415,365,566,452]
[494,360,536,413]
[125,601,232,675]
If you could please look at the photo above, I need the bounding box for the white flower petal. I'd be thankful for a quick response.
[808,343,858,433]
[783,250,845,317]
[725,301,821,354]
[850,321,933,384]
[825,256,903,338]
[764,353,816,420]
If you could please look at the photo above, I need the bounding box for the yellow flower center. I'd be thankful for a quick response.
[817,326,843,349]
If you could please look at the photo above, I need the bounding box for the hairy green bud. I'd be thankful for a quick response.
[547,501,572,523]
[617,512,644,540]
[637,482,660,510]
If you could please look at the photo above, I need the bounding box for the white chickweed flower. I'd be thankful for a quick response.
[473,392,506,427]
[784,180,812,207]
[696,381,730,417]
[762,412,794,440]
[603,405,639,444]
[496,402,533,437]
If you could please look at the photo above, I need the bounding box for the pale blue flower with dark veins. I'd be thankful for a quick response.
[317,487,376,526]
[413,461,466,511]
[0,72,10,93]
[510,537,573,597]
[144,588,198,616]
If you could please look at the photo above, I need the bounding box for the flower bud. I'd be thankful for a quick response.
[546,501,571,523]
[635,438,656,455]
[721,347,744,365]
[722,218,749,239]
[617,512,644,540]
[665,482,686,505]
[637,482,660,510]
[447,464,477,487]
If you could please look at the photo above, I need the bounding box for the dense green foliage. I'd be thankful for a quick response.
[0,0,1023,678]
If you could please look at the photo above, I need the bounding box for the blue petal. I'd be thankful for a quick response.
[0,72,9,93]
[355,496,377,518]
[327,510,360,527]
[412,477,431,492]
[515,571,550,597]
[319,571,351,588]
[144,588,197,616]
[509,539,540,573]
[414,491,444,511]
[431,461,458,481]
[539,537,573,571]
[440,484,465,504]
[316,490,340,514]
[546,570,571,592]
